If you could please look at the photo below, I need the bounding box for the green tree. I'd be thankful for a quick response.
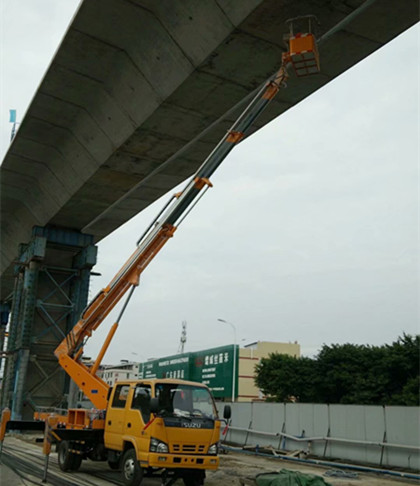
[255,353,319,402]
[316,343,389,404]
[255,335,419,405]
[383,334,420,405]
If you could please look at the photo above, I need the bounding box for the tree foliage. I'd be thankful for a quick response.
[255,334,419,405]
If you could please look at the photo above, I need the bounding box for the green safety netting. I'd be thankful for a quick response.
[255,469,332,486]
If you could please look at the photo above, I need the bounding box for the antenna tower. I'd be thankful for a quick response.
[178,321,187,354]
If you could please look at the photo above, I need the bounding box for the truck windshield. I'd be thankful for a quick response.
[155,383,217,420]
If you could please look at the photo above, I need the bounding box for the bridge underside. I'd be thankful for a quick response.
[0,0,418,419]
[1,0,418,298]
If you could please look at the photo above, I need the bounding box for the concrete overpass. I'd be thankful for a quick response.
[0,0,417,417]
[1,0,418,297]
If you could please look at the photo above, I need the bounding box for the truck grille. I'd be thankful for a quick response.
[172,444,206,454]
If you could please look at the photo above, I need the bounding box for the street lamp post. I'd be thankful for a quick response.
[217,318,237,403]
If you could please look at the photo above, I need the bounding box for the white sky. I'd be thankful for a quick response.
[1,3,418,363]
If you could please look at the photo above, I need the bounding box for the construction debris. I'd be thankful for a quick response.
[242,444,308,459]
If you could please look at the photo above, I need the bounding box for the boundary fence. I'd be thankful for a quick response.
[217,402,420,471]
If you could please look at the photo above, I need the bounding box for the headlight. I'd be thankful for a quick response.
[150,437,169,453]
[157,442,169,453]
[208,443,218,455]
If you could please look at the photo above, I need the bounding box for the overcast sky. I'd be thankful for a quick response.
[1,3,418,363]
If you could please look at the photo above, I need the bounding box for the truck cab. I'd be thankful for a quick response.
[103,379,230,485]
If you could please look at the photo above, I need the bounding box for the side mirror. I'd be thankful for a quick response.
[223,405,231,420]
[150,397,159,414]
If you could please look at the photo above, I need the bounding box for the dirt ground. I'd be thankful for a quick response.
[1,436,418,486]
[206,451,419,486]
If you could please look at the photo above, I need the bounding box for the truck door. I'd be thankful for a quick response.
[124,383,152,461]
[104,383,131,450]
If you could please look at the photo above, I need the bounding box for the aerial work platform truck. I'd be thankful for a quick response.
[0,20,319,486]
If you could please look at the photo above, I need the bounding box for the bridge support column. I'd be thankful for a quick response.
[0,226,97,419]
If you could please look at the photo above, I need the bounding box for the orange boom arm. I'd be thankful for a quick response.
[55,30,319,410]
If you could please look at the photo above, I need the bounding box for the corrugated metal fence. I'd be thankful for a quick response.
[217,402,420,471]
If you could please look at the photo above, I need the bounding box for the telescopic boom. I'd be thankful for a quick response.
[55,30,319,409]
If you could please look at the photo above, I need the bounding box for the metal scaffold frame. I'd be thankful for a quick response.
[0,226,97,419]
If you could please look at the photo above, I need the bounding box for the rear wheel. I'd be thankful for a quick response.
[71,454,82,471]
[57,440,82,471]
[121,448,143,486]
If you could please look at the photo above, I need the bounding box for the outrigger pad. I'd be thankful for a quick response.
[255,469,332,486]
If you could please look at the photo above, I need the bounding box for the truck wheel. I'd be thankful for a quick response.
[121,448,143,486]
[71,454,82,471]
[58,441,82,472]
[183,478,202,486]
[183,470,204,486]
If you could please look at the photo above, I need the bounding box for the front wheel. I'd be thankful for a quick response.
[121,448,143,486]
[183,470,205,486]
